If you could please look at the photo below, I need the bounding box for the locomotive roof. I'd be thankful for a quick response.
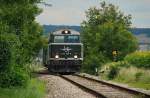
[52,29,80,35]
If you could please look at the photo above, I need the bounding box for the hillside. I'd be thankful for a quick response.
[130,28,150,37]
[43,25,150,37]
[43,25,81,35]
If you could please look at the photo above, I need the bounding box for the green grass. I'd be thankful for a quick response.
[100,66,150,90]
[128,82,150,90]
[0,78,46,98]
[113,67,150,90]
[113,79,150,90]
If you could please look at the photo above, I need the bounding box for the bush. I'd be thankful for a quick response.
[82,51,109,75]
[0,69,29,88]
[124,51,150,68]
[0,34,29,88]
[107,65,119,79]
[100,61,131,80]
[0,34,21,70]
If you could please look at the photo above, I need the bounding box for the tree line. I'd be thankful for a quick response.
[81,2,138,74]
[0,0,43,87]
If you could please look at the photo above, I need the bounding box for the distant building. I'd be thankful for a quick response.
[135,34,150,51]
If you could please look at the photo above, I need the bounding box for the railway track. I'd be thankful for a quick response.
[60,74,150,98]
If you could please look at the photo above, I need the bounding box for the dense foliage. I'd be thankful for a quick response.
[0,0,43,87]
[124,51,150,69]
[0,34,29,88]
[81,2,138,74]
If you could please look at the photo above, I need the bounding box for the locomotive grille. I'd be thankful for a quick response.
[50,44,82,58]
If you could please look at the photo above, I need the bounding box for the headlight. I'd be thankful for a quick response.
[55,55,59,59]
[74,55,78,59]
[65,30,68,34]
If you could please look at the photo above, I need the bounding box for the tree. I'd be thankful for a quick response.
[0,0,43,65]
[81,2,138,74]
[0,0,43,87]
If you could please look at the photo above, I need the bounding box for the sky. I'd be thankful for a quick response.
[36,0,150,28]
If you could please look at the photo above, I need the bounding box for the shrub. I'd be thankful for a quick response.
[107,65,119,79]
[82,51,109,75]
[0,34,21,71]
[100,61,130,80]
[124,51,150,68]
[0,34,29,88]
[0,67,29,88]
[0,39,11,70]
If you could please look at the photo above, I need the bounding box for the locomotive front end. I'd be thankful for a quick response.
[46,29,83,72]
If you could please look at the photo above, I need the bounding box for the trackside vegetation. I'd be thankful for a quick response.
[100,51,150,89]
[0,34,29,88]
[0,79,46,98]
[81,1,138,74]
[0,0,46,97]
[81,1,149,90]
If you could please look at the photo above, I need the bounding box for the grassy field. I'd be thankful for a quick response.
[113,67,150,90]
[0,78,46,98]
[113,79,150,90]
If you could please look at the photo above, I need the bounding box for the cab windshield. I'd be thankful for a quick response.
[54,35,80,43]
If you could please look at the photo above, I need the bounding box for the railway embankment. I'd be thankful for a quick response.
[38,74,96,98]
[35,69,150,98]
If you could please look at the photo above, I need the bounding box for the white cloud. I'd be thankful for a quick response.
[36,0,150,27]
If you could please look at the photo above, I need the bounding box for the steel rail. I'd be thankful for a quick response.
[34,70,150,98]
[74,74,150,98]
[60,75,107,98]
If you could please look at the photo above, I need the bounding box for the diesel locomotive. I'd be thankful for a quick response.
[43,29,83,73]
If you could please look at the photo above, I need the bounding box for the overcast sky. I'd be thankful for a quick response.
[36,0,150,28]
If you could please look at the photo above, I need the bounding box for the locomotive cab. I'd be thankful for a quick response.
[43,29,83,73]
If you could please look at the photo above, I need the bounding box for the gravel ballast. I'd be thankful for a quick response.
[64,75,137,98]
[38,74,96,98]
